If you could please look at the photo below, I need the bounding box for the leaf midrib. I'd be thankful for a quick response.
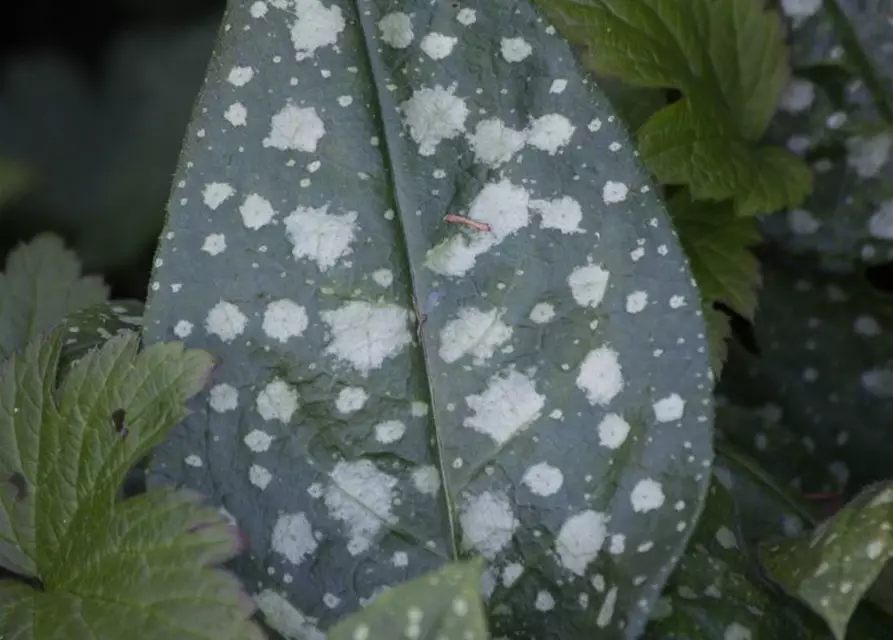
[350,2,460,560]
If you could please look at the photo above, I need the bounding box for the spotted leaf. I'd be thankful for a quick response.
[760,482,893,640]
[760,0,893,269]
[326,559,487,640]
[142,1,714,638]
[718,251,893,494]
[57,299,144,368]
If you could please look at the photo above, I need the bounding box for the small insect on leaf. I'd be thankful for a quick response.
[444,214,491,232]
[111,408,128,439]
[7,471,27,502]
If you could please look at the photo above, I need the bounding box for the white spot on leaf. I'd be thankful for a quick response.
[325,460,398,556]
[630,478,665,513]
[402,85,469,156]
[284,204,358,271]
[264,104,326,152]
[576,347,624,406]
[467,118,526,167]
[271,513,318,565]
[205,301,248,342]
[602,181,629,204]
[597,413,631,449]
[257,379,299,424]
[568,264,610,308]
[336,387,368,414]
[555,510,609,576]
[374,420,406,444]
[378,12,413,48]
[439,306,513,364]
[290,0,345,61]
[240,193,277,229]
[529,302,555,324]
[526,114,575,155]
[464,368,545,445]
[459,491,518,559]
[522,462,564,496]
[263,299,309,342]
[321,302,411,375]
[501,37,532,62]
[210,383,238,413]
[530,196,584,234]
[420,33,457,60]
[202,182,234,210]
[411,465,441,495]
[653,393,685,422]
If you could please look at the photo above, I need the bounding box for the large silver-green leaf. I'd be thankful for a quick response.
[142,1,714,638]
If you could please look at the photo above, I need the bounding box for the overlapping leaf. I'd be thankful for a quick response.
[761,482,893,640]
[0,233,108,360]
[0,328,262,638]
[537,0,812,215]
[142,1,714,638]
[327,560,487,640]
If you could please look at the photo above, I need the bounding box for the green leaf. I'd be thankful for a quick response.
[645,475,833,640]
[666,190,761,375]
[760,482,893,640]
[143,1,715,638]
[0,157,34,212]
[327,560,488,640]
[536,0,813,215]
[0,233,108,360]
[0,328,262,638]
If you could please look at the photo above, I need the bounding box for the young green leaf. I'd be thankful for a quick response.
[143,0,715,637]
[760,482,893,640]
[0,233,108,360]
[666,190,761,374]
[538,0,813,215]
[327,560,488,640]
[0,328,263,639]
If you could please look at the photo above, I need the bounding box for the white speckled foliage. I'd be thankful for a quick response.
[760,0,893,269]
[142,1,713,637]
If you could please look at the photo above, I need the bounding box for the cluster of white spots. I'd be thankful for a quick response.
[254,590,325,640]
[289,0,345,60]
[257,378,299,423]
[378,12,414,48]
[529,196,584,234]
[320,302,411,375]
[854,315,881,336]
[401,85,469,156]
[284,204,358,271]
[868,201,893,239]
[420,33,457,59]
[210,383,239,412]
[426,179,530,277]
[846,134,891,178]
[371,268,393,287]
[240,193,277,229]
[250,464,273,489]
[271,512,318,565]
[174,320,193,338]
[535,590,556,611]
[596,587,619,628]
[779,78,815,113]
[549,79,568,94]
[459,491,518,559]
[202,182,235,210]
[324,460,398,556]
[463,368,545,445]
[529,302,556,324]
[439,306,513,364]
[184,454,203,467]
[576,347,624,406]
[715,526,737,549]
[374,420,406,444]
[626,291,648,314]
[630,478,666,513]
[224,102,247,127]
[467,118,526,167]
[336,387,368,414]
[205,301,248,342]
[227,65,255,86]
[456,8,476,25]
[602,180,629,204]
[263,299,309,342]
[787,208,821,235]
[264,104,326,152]
[411,465,441,495]
[780,0,821,19]
[502,563,523,587]
[861,368,893,397]
[597,413,631,449]
[501,36,532,62]
[724,622,753,640]
[555,510,609,576]
[522,462,564,496]
[527,114,575,155]
[652,392,686,422]
[244,429,274,452]
[568,263,610,308]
